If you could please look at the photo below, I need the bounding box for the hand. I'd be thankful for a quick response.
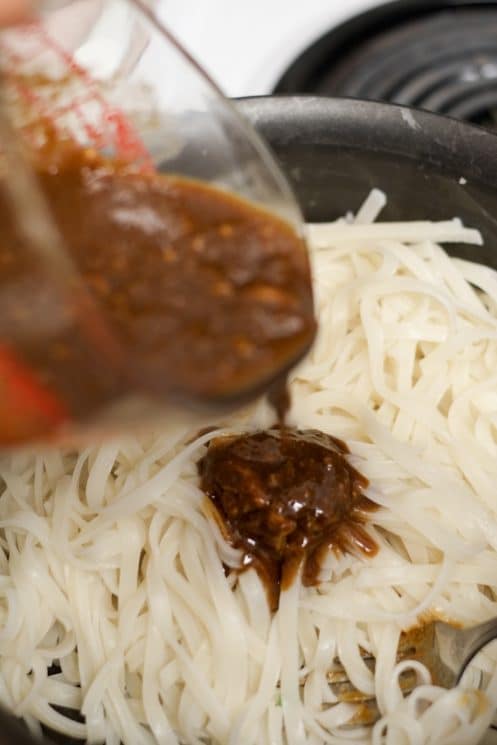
[0,0,34,26]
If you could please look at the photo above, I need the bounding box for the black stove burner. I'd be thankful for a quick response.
[274,0,497,128]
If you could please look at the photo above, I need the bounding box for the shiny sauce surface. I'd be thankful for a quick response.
[0,145,315,443]
[199,428,377,609]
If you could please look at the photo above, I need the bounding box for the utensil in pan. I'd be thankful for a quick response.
[326,617,497,727]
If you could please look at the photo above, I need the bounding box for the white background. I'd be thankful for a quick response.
[159,0,380,97]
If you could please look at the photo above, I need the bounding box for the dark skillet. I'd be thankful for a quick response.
[3,95,497,744]
[238,96,497,271]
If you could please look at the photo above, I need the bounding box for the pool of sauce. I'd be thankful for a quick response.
[0,144,316,443]
[199,428,377,609]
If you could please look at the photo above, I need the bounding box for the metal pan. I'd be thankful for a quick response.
[3,95,497,744]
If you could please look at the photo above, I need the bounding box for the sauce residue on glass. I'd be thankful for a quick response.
[198,428,377,609]
[0,142,316,444]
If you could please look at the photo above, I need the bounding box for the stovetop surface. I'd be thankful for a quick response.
[159,0,378,96]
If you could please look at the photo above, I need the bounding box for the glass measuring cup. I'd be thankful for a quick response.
[0,0,315,446]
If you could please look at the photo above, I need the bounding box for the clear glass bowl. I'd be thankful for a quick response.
[0,0,311,447]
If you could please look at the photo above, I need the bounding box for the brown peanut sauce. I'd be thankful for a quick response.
[2,131,377,613]
[0,142,315,444]
[199,428,377,609]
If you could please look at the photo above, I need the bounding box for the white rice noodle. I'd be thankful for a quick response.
[354,189,387,225]
[0,192,496,744]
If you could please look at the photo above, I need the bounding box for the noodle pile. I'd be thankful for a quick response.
[1,191,497,744]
